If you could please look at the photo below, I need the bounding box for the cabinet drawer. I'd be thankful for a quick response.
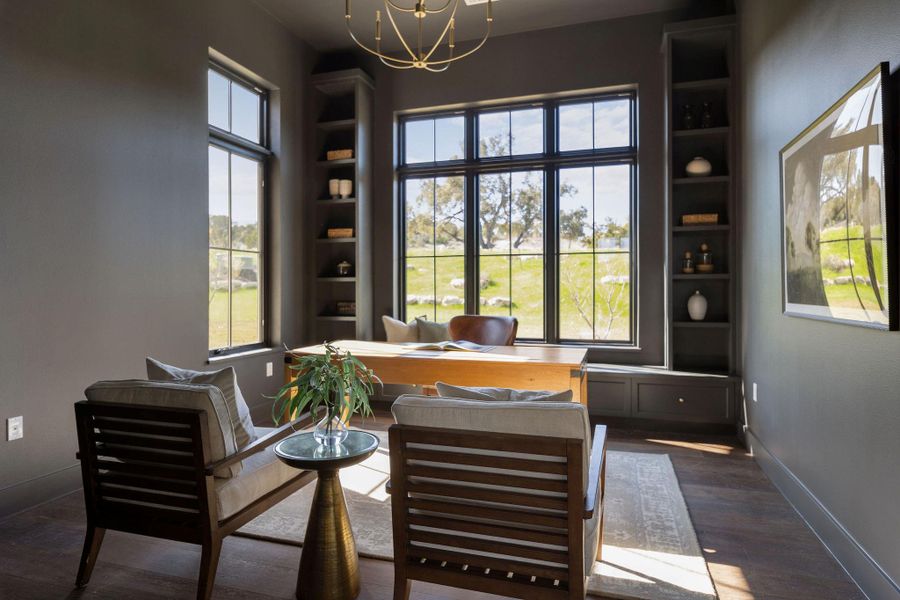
[634,382,732,423]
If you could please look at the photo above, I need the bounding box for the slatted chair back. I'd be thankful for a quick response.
[389,423,588,600]
[74,400,215,545]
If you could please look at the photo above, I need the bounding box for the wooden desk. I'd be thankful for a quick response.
[285,340,589,405]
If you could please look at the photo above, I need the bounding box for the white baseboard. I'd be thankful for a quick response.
[746,429,899,600]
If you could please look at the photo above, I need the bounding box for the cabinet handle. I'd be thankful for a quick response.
[677,397,685,404]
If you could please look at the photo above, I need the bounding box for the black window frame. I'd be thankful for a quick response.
[208,61,272,357]
[397,90,638,347]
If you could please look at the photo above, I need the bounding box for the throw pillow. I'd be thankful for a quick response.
[415,317,452,342]
[382,315,419,343]
[436,381,574,403]
[146,357,256,448]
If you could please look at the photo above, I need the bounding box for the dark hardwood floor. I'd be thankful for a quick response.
[0,414,863,600]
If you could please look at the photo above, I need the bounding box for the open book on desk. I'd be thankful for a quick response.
[400,340,495,352]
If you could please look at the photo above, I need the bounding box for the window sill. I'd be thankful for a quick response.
[208,347,282,364]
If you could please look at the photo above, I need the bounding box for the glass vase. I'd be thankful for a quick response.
[313,413,349,448]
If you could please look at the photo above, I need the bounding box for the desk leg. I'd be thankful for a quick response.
[570,370,588,406]
[297,469,360,600]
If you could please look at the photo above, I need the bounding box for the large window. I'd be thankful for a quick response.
[207,64,269,354]
[399,92,636,344]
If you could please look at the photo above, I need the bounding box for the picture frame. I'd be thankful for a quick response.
[780,62,897,329]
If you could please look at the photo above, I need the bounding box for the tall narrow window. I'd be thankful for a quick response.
[399,91,636,345]
[207,64,269,354]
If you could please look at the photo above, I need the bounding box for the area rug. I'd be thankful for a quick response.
[237,430,717,600]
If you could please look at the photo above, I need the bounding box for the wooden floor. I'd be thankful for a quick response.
[0,415,864,600]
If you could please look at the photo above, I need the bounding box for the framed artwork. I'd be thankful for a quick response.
[780,62,897,329]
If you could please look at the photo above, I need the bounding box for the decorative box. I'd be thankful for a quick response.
[336,301,356,316]
[326,149,353,161]
[327,228,354,239]
[682,213,719,226]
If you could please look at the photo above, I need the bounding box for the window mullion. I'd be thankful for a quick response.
[465,109,479,314]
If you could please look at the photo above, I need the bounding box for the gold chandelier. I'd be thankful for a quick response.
[345,0,493,72]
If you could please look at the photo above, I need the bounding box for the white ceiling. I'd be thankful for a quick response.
[252,0,692,52]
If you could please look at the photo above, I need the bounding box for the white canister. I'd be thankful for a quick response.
[339,179,353,199]
[685,156,712,177]
[328,179,340,199]
[687,290,708,321]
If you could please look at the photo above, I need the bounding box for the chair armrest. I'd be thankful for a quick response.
[204,412,312,476]
[584,424,607,519]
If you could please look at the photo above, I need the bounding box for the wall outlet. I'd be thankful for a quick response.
[266,361,273,377]
[7,416,23,441]
[752,382,758,402]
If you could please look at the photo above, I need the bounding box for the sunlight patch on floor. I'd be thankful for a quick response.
[593,546,718,595]
[339,448,391,501]
[645,438,738,456]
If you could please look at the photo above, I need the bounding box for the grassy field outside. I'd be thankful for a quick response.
[818,224,886,313]
[404,247,631,341]
[209,286,260,350]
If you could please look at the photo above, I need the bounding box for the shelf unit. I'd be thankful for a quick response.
[310,69,374,339]
[663,16,738,375]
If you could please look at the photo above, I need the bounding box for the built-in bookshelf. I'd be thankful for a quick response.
[663,17,738,375]
[310,69,374,341]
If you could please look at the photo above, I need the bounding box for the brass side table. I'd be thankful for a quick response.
[274,431,379,600]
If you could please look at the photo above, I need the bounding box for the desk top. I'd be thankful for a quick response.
[286,340,587,368]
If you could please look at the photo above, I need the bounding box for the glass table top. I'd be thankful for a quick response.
[274,430,379,465]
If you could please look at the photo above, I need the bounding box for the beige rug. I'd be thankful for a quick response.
[237,430,717,600]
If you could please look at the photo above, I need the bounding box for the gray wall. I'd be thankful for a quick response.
[739,1,900,596]
[366,12,677,366]
[0,0,314,516]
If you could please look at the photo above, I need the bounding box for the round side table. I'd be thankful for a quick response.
[274,431,380,600]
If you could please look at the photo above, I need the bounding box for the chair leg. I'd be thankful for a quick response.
[595,513,605,562]
[75,525,106,587]
[197,536,223,600]
[393,576,411,600]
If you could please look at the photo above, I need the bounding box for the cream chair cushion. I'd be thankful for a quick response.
[392,394,600,574]
[213,427,304,520]
[435,381,574,403]
[85,379,241,478]
[146,357,256,449]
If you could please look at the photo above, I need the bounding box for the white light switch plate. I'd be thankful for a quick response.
[266,361,274,377]
[7,416,23,441]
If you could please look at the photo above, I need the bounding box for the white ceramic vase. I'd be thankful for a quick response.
[339,179,353,199]
[328,179,340,199]
[685,156,712,177]
[687,290,708,321]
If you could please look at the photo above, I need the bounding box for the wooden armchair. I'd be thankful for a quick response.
[73,380,315,600]
[448,315,518,346]
[388,395,607,600]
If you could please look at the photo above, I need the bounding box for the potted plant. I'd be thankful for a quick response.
[272,342,380,448]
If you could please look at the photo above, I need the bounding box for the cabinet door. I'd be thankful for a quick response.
[587,378,631,417]
[634,381,732,423]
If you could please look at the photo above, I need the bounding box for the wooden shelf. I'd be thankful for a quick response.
[317,315,357,322]
[673,126,730,138]
[316,158,356,167]
[672,77,730,91]
[316,237,356,244]
[673,175,730,185]
[672,273,731,280]
[317,118,356,131]
[672,225,731,233]
[674,321,731,329]
[318,197,356,205]
[317,276,356,282]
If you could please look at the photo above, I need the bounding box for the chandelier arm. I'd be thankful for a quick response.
[382,56,416,69]
[424,63,451,73]
[424,0,454,13]
[345,19,418,65]
[421,0,459,61]
[422,19,491,66]
[384,0,416,12]
[384,0,420,61]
